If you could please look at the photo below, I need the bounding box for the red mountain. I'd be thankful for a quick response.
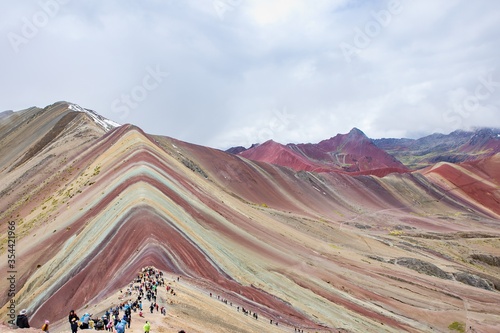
[238,140,332,172]
[239,128,408,175]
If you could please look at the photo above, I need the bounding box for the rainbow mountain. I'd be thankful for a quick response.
[1,102,499,332]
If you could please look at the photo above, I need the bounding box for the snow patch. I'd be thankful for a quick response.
[68,103,120,132]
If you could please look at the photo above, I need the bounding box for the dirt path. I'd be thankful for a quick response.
[13,270,335,333]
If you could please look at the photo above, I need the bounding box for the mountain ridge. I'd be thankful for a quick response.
[374,128,500,169]
[237,127,408,175]
[229,127,500,174]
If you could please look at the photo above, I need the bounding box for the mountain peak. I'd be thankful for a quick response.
[261,139,283,147]
[239,138,327,171]
[235,128,407,174]
[66,102,121,132]
[348,127,367,137]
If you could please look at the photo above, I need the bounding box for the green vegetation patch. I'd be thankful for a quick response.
[448,321,465,332]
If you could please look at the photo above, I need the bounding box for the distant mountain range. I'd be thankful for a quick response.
[228,127,500,175]
[374,128,500,169]
[0,110,13,121]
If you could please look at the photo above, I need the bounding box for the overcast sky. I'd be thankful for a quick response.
[1,0,499,149]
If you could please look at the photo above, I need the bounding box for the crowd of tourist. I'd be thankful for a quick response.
[14,267,186,333]
[12,266,317,333]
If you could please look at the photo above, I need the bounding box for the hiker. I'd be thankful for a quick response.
[106,319,113,332]
[144,321,151,333]
[102,316,109,329]
[115,318,127,333]
[41,320,50,333]
[125,306,131,318]
[69,310,79,323]
[95,318,105,331]
[123,314,131,329]
[80,313,91,329]
[16,309,30,328]
[70,317,79,333]
[113,314,119,327]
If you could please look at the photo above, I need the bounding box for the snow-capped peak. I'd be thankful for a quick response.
[68,103,120,132]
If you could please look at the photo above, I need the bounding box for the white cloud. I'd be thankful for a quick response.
[1,0,499,149]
